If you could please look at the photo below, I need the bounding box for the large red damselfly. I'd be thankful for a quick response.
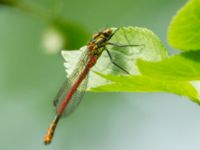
[43,28,138,145]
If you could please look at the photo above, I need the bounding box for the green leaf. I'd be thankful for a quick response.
[135,50,200,103]
[168,0,200,51]
[89,27,200,103]
[137,50,200,81]
[91,72,199,104]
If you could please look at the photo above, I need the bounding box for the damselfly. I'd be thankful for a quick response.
[43,28,140,145]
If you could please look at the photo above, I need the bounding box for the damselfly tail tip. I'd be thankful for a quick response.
[43,126,55,145]
[44,134,52,145]
[43,124,56,145]
[43,115,60,145]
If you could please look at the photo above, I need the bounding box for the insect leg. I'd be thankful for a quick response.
[105,47,130,75]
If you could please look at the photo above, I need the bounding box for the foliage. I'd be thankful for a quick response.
[64,0,200,104]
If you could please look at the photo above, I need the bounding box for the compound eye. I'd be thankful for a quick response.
[103,29,112,36]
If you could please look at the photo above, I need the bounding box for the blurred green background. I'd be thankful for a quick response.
[1,0,200,150]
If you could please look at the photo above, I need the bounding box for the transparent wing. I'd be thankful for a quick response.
[54,46,90,117]
[53,75,88,117]
[62,46,87,77]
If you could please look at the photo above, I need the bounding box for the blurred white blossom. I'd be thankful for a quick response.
[42,28,66,54]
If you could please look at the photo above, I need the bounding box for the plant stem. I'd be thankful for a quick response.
[15,1,51,22]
